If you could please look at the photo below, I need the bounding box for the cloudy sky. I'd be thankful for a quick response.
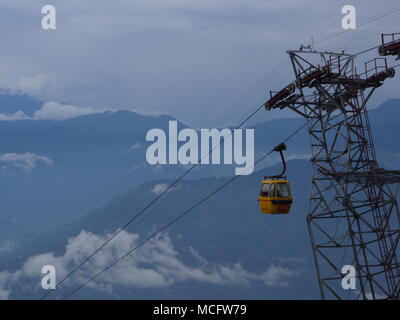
[0,0,399,126]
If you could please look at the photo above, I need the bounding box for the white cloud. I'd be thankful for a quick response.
[0,230,300,299]
[0,100,161,122]
[0,111,29,121]
[151,183,169,195]
[0,152,53,173]
[32,101,105,121]
[0,74,52,97]
[128,108,163,117]
[130,143,142,151]
[188,247,208,265]
[260,265,298,287]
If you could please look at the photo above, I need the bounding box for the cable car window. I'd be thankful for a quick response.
[277,183,289,197]
[261,183,270,197]
[269,183,276,197]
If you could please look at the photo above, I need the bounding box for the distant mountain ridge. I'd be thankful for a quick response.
[0,92,399,239]
[0,92,399,299]
[0,91,42,116]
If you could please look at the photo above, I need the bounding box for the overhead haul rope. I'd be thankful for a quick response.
[36,60,292,291]
[208,59,290,128]
[41,38,398,299]
[61,59,400,300]
[45,9,400,286]
[39,57,293,302]
[47,6,400,263]
[40,99,268,300]
[63,57,400,254]
[313,6,400,46]
[40,7,400,296]
[60,121,309,300]
[325,11,400,53]
[39,54,293,301]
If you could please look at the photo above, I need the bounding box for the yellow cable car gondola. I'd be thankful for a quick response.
[258,143,293,215]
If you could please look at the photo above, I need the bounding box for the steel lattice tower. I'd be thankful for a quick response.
[266,46,400,299]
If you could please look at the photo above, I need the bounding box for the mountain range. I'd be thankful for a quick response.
[0,92,399,299]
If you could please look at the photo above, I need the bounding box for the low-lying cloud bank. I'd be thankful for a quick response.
[32,101,105,121]
[0,152,53,173]
[0,230,301,299]
[0,101,105,121]
[0,100,164,122]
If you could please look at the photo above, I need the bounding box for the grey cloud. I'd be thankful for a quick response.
[0,74,52,97]
[0,230,301,299]
[151,183,169,195]
[0,111,29,121]
[32,101,105,120]
[0,153,53,173]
